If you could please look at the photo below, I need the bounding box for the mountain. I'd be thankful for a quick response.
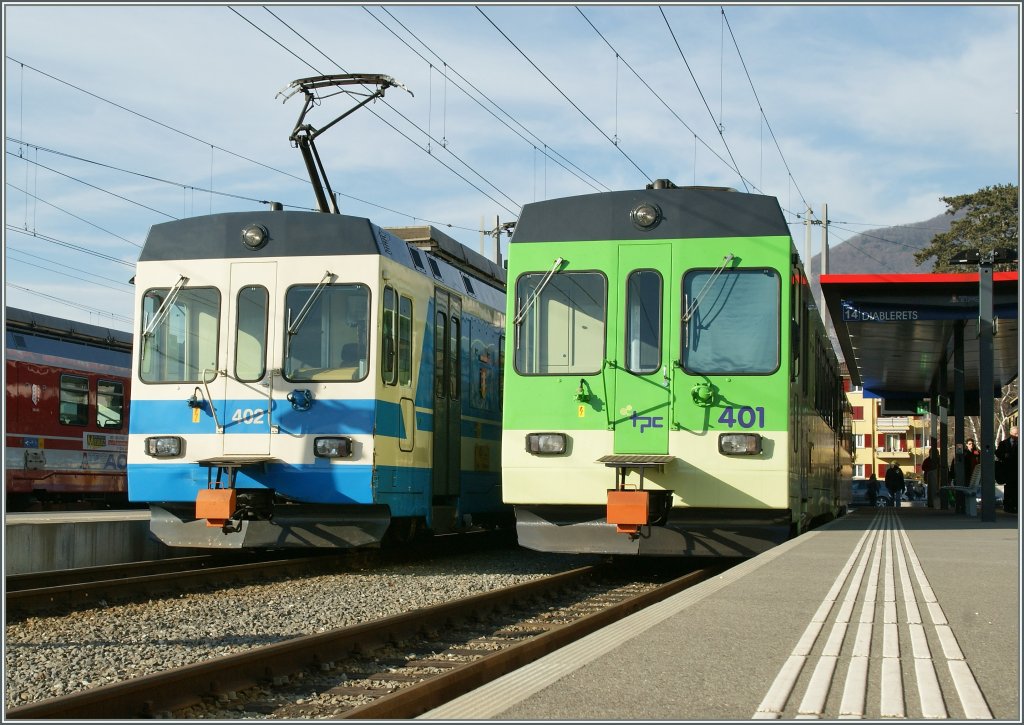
[809,211,956,278]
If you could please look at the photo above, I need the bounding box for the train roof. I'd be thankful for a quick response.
[5,307,132,351]
[5,307,132,373]
[140,211,505,297]
[510,186,790,243]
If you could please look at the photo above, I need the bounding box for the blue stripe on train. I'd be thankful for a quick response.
[129,398,500,439]
[128,462,501,517]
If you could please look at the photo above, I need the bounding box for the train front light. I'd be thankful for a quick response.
[525,432,567,455]
[145,436,183,458]
[718,433,762,455]
[314,436,353,459]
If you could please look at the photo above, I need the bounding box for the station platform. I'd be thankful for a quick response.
[4,509,195,574]
[423,504,1020,720]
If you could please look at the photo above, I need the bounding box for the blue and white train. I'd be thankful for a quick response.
[127,213,508,548]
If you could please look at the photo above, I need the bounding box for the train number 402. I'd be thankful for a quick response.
[231,408,266,424]
[718,406,765,429]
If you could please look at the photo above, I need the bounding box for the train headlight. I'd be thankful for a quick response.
[241,223,269,250]
[718,433,763,455]
[630,202,662,230]
[314,436,353,459]
[525,432,567,455]
[145,436,183,458]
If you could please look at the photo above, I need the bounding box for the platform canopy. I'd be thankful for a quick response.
[820,272,1019,402]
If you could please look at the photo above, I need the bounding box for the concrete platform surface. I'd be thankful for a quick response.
[423,505,1020,721]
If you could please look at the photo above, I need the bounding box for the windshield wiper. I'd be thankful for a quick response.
[143,275,189,338]
[513,257,564,328]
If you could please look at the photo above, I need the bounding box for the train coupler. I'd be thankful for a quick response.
[196,488,237,528]
[606,489,650,535]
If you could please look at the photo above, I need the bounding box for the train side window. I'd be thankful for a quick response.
[398,295,413,387]
[434,312,447,398]
[382,285,397,385]
[514,271,607,375]
[235,285,268,383]
[59,374,89,426]
[96,379,124,429]
[681,268,780,374]
[625,269,662,373]
[449,316,461,400]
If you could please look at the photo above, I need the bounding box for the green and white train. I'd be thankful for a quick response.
[502,181,852,557]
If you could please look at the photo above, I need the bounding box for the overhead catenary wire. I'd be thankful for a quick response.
[6,283,134,324]
[4,57,484,235]
[477,6,653,185]
[659,7,748,193]
[367,5,609,193]
[576,7,754,195]
[246,6,523,219]
[719,7,813,220]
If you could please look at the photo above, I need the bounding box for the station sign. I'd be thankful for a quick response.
[841,299,1018,322]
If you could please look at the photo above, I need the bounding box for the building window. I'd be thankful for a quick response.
[852,406,864,421]
[853,464,866,478]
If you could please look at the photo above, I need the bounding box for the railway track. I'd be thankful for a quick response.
[4,530,514,618]
[5,562,724,719]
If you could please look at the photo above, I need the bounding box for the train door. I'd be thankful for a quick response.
[612,245,672,454]
[221,262,277,456]
[432,289,462,496]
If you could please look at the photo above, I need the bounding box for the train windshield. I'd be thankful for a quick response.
[514,271,606,375]
[139,287,221,383]
[284,283,370,382]
[682,268,779,374]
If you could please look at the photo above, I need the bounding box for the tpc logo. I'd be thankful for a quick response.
[631,411,663,433]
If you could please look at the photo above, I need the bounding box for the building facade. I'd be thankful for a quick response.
[845,383,926,485]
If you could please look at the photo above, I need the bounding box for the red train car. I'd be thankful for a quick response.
[5,307,137,510]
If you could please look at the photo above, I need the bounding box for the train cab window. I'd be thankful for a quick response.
[398,295,413,386]
[682,268,780,374]
[283,283,369,382]
[514,271,607,375]
[381,286,397,385]
[59,374,89,426]
[140,287,220,383]
[235,286,268,382]
[625,269,662,374]
[96,380,125,429]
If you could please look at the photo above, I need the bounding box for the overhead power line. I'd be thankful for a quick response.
[6,225,137,267]
[6,283,133,325]
[719,8,811,216]
[476,6,652,185]
[659,7,748,193]
[5,57,484,233]
[236,6,522,218]
[368,5,610,193]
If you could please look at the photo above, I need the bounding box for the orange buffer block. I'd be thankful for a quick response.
[607,489,650,534]
[196,488,236,527]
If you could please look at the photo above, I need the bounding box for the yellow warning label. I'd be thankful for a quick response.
[578,405,586,418]
[192,407,201,423]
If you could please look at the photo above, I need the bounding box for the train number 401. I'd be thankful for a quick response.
[718,406,765,429]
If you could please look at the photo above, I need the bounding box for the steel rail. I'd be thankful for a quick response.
[4,565,598,719]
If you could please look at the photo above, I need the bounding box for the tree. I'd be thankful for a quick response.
[914,183,1019,272]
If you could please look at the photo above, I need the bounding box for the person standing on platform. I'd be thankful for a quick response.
[885,462,905,507]
[995,425,1018,514]
[964,438,981,484]
[922,448,937,501]
[867,473,880,507]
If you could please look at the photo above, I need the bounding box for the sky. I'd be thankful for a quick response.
[2,2,1020,333]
